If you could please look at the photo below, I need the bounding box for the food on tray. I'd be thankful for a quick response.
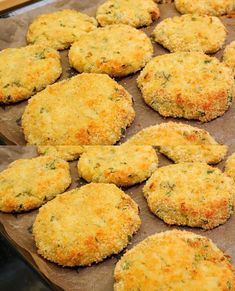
[27,9,97,50]
[77,145,158,186]
[223,41,235,78]
[225,152,235,181]
[96,0,160,28]
[37,145,85,161]
[69,24,153,77]
[125,122,228,164]
[175,0,235,16]
[0,45,61,104]
[33,183,141,266]
[0,156,71,213]
[153,14,226,53]
[137,52,234,122]
[114,230,235,290]
[22,73,135,145]
[143,162,235,229]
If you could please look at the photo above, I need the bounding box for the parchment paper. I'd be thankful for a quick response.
[0,146,234,291]
[0,1,235,145]
[0,1,235,290]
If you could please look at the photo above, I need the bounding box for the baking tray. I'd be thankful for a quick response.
[0,1,234,290]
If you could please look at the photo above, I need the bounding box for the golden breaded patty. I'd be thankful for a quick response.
[225,153,235,181]
[33,183,141,267]
[223,41,235,78]
[0,45,61,104]
[96,0,160,28]
[77,146,158,186]
[38,146,85,161]
[69,24,153,77]
[175,0,235,16]
[27,9,97,50]
[114,230,235,291]
[137,52,235,122]
[0,156,71,213]
[153,14,226,53]
[125,122,228,164]
[22,73,135,145]
[143,163,235,229]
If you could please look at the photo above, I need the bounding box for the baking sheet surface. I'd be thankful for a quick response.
[0,1,235,290]
[0,146,234,291]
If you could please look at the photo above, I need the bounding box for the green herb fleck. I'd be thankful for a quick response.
[108,167,115,173]
[204,60,211,64]
[100,56,108,63]
[122,261,130,270]
[226,281,232,290]
[40,107,46,113]
[12,80,21,87]
[50,215,56,222]
[121,128,126,135]
[154,71,171,87]
[161,72,171,87]
[229,203,234,212]
[198,111,206,117]
[5,95,12,102]
[45,160,56,170]
[207,170,214,174]
[201,219,208,225]
[15,191,32,197]
[227,95,233,105]
[3,83,10,88]
[35,51,45,59]
[160,181,175,196]
[127,235,132,242]
[194,254,206,262]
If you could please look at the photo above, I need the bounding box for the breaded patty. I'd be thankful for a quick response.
[96,0,160,28]
[175,0,235,16]
[125,122,228,164]
[0,156,71,213]
[69,24,153,77]
[223,41,235,78]
[114,230,235,291]
[143,163,235,229]
[225,153,235,181]
[137,52,234,122]
[33,183,141,267]
[22,73,135,145]
[153,14,226,53]
[77,146,158,186]
[27,9,97,50]
[0,45,61,104]
[38,146,85,161]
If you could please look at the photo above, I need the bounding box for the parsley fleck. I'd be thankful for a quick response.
[207,170,214,174]
[121,128,126,135]
[122,261,130,270]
